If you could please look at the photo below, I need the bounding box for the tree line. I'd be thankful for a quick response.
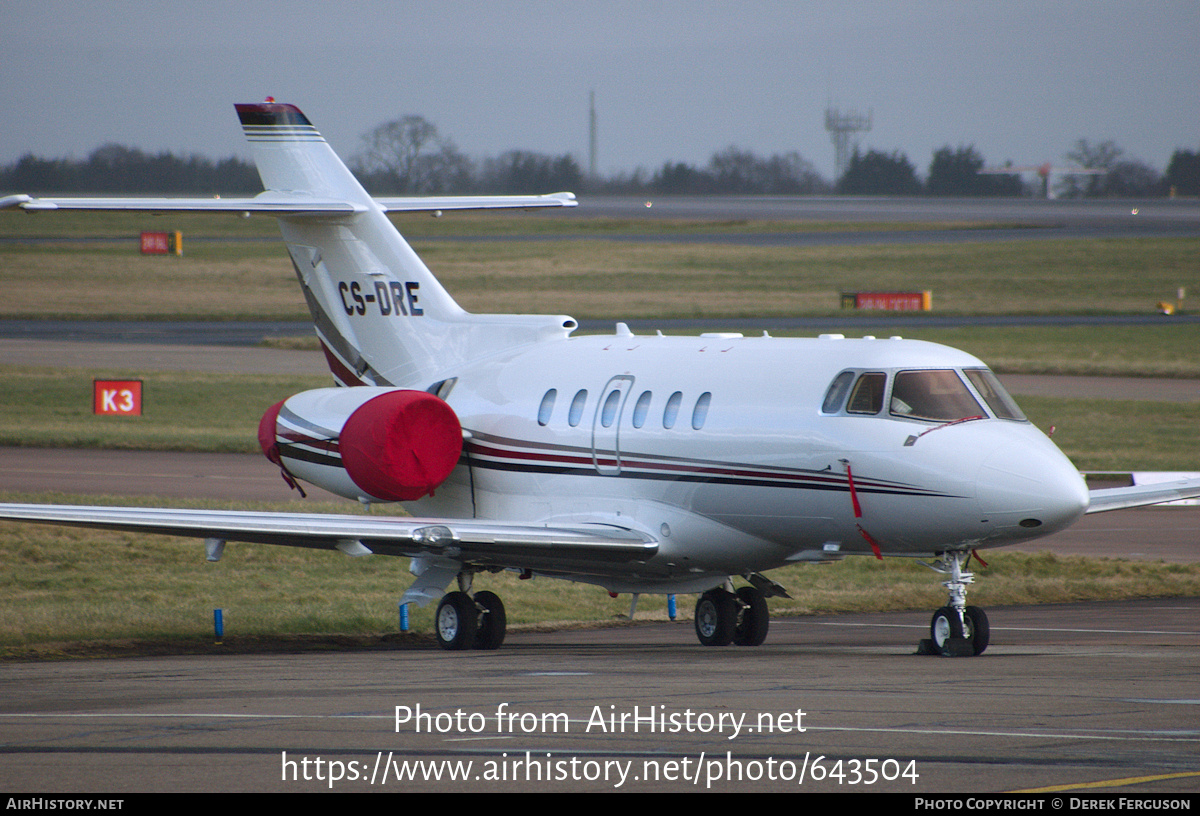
[3,114,1197,198]
[1,144,262,195]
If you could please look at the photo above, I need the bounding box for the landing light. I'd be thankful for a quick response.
[412,525,456,546]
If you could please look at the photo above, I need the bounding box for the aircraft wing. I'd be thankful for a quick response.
[0,503,657,569]
[0,192,575,216]
[1086,476,1200,514]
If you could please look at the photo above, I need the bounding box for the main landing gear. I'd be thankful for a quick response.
[435,582,507,651]
[917,551,990,657]
[694,584,770,647]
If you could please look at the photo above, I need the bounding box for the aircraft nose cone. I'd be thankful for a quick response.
[976,436,1088,537]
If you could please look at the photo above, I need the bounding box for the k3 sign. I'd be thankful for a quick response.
[93,380,143,416]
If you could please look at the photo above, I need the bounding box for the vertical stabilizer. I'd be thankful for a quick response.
[235,103,575,388]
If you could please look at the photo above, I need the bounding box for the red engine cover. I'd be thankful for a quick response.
[258,399,286,466]
[339,390,463,502]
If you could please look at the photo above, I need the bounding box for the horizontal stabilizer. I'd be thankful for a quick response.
[378,192,576,212]
[0,191,576,216]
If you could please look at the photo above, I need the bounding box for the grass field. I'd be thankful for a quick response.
[0,365,1195,470]
[3,491,1198,655]
[1,211,1197,320]
[0,207,1196,652]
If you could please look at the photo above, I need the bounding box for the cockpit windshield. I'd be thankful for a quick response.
[821,367,1027,423]
[963,368,1026,421]
[846,372,886,414]
[890,370,984,422]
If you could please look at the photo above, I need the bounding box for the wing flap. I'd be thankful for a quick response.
[1086,476,1200,514]
[0,503,657,566]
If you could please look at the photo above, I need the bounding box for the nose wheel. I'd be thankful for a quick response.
[918,552,989,657]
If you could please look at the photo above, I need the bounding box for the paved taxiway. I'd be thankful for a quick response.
[1,599,1198,793]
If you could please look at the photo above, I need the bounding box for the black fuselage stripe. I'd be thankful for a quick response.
[280,445,341,469]
[465,457,957,498]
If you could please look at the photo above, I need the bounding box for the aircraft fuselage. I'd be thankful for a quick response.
[404,331,1089,590]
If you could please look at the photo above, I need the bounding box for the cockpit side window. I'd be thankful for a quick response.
[890,370,985,422]
[846,372,887,414]
[821,371,856,413]
[964,368,1027,421]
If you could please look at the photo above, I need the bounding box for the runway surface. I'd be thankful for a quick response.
[575,195,1200,232]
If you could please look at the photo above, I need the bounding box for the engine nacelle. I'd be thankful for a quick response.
[259,387,463,503]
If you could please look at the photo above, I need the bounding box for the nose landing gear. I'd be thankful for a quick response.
[917,551,990,657]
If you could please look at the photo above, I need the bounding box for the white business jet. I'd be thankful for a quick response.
[3,103,1198,656]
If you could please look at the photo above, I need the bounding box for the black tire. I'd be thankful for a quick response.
[694,589,736,646]
[733,586,769,647]
[472,590,507,651]
[930,606,963,655]
[435,591,478,650]
[964,605,990,655]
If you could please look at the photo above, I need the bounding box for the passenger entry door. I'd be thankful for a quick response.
[591,376,634,476]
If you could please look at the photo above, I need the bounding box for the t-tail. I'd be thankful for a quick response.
[236,102,578,388]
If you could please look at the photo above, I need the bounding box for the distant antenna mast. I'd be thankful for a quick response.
[589,91,598,179]
[825,106,872,180]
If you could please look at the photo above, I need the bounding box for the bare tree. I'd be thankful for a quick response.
[354,115,471,193]
[1057,139,1123,198]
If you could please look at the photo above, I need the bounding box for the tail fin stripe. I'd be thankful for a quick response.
[317,335,381,388]
[242,125,325,143]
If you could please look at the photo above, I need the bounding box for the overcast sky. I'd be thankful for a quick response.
[3,1,1197,182]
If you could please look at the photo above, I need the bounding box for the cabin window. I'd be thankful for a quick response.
[890,370,985,422]
[537,389,556,426]
[600,389,621,428]
[631,391,652,428]
[821,371,855,413]
[963,368,1026,421]
[663,391,683,429]
[691,392,712,430]
[846,373,887,414]
[568,389,588,426]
